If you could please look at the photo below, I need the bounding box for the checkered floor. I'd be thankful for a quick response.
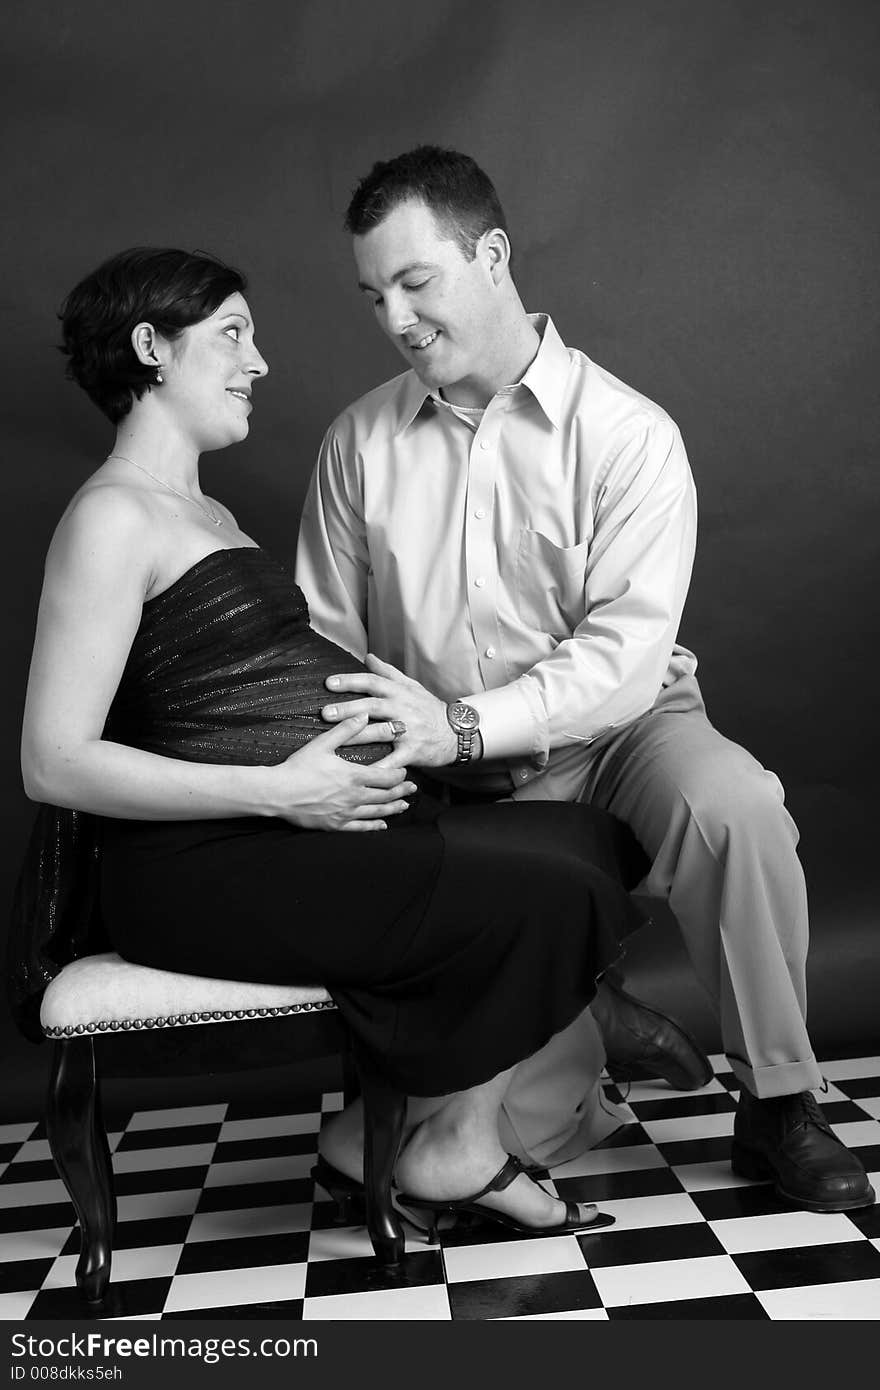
[2,1055,879,1321]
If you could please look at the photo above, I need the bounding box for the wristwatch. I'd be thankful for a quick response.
[446,700,481,764]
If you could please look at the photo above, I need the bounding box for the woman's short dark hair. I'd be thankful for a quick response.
[59,247,247,424]
[344,145,508,260]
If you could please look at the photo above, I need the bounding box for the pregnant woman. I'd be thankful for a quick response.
[10,247,649,1236]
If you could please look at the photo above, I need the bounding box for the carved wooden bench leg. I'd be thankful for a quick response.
[46,1038,116,1305]
[357,1050,407,1269]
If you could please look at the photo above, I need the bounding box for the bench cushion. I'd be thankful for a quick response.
[40,952,335,1037]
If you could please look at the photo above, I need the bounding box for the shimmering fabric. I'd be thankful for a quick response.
[104,547,392,767]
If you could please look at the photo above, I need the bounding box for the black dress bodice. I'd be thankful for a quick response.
[104,547,390,766]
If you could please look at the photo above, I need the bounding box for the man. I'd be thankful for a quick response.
[295,145,873,1210]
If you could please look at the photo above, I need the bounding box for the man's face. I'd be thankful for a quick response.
[353,199,500,404]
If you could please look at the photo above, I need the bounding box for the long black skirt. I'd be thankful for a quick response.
[100,799,648,1097]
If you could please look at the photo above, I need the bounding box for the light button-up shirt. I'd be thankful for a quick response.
[296,315,698,801]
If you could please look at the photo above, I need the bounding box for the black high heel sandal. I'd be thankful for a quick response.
[311,1155,366,1225]
[396,1153,615,1243]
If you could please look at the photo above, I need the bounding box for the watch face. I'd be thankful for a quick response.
[450,701,480,729]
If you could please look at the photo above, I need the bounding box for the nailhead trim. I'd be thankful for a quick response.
[42,997,338,1039]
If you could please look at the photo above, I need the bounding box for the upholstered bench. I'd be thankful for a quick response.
[40,952,407,1306]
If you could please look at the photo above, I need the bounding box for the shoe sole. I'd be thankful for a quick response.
[730,1144,877,1212]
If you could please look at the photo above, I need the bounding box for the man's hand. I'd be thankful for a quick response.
[321,654,460,767]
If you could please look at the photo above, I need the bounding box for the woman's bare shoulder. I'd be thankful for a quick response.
[46,473,155,587]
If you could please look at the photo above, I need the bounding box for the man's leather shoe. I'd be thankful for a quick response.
[592,977,713,1091]
[732,1088,876,1212]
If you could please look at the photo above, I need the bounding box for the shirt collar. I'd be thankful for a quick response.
[393,311,569,434]
[518,314,568,429]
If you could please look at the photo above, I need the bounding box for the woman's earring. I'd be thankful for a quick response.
[154,370,164,385]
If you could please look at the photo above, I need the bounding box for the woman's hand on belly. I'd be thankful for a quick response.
[267,714,417,832]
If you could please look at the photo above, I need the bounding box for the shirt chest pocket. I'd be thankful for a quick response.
[514,529,590,637]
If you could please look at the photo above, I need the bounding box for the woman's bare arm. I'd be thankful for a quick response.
[21,486,413,831]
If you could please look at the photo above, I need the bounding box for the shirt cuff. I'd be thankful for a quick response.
[464,677,549,765]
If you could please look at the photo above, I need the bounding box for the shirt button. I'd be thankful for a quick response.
[479,439,492,451]
[474,576,486,588]
[474,507,487,519]
[519,770,529,781]
[485,646,496,658]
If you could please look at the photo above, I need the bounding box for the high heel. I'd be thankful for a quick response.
[311,1154,366,1225]
[396,1153,615,1240]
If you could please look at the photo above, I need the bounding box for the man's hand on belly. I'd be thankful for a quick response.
[321,654,459,768]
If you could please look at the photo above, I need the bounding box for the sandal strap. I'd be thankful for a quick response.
[462,1153,525,1202]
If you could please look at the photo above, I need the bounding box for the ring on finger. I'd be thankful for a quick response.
[389,720,407,738]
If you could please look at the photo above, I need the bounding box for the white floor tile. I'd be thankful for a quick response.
[218,1112,321,1142]
[303,1283,451,1320]
[113,1143,216,1174]
[710,1210,865,1254]
[164,1262,306,1312]
[0,1164,6,1181]
[0,1179,68,1209]
[501,1308,609,1320]
[116,1189,201,1222]
[307,1223,431,1263]
[203,1154,313,1188]
[819,1058,880,1081]
[0,1291,37,1319]
[0,1123,36,1146]
[579,1192,705,1232]
[815,1083,856,1104]
[592,1253,751,1307]
[188,1203,312,1243]
[127,1104,227,1131]
[444,1234,587,1284]
[0,1226,72,1263]
[625,1079,727,1103]
[552,1144,667,1179]
[11,1139,52,1164]
[321,1092,344,1112]
[830,1120,880,1147]
[673,1161,761,1192]
[107,1132,124,1153]
[758,1277,880,1319]
[45,1244,182,1289]
[858,1097,880,1119]
[100,1313,163,1321]
[640,1112,735,1144]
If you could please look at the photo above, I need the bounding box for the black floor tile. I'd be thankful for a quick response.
[162,1298,305,1319]
[225,1094,325,1121]
[27,1276,172,1320]
[691,1185,794,1220]
[0,1259,54,1294]
[579,1220,726,1268]
[113,1165,211,1196]
[847,1203,880,1238]
[734,1239,880,1291]
[833,1076,880,1100]
[212,1132,318,1164]
[556,1166,684,1203]
[609,1291,769,1319]
[195,1177,314,1213]
[449,1269,602,1320]
[629,1093,736,1121]
[176,1230,310,1275]
[304,1249,443,1298]
[656,1135,732,1166]
[0,1159,59,1186]
[60,1215,195,1256]
[0,1203,74,1234]
[115,1123,222,1151]
[591,1123,652,1151]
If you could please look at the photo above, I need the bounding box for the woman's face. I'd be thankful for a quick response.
[159,292,269,451]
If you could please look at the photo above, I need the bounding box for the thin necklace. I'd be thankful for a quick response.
[107,454,224,526]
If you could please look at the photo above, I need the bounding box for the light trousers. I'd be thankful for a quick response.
[500,674,822,1167]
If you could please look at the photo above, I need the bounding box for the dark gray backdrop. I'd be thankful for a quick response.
[3,0,878,1084]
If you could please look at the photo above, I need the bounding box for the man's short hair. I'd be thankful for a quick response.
[344,145,508,260]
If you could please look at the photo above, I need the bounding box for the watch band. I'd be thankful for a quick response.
[446,700,480,764]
